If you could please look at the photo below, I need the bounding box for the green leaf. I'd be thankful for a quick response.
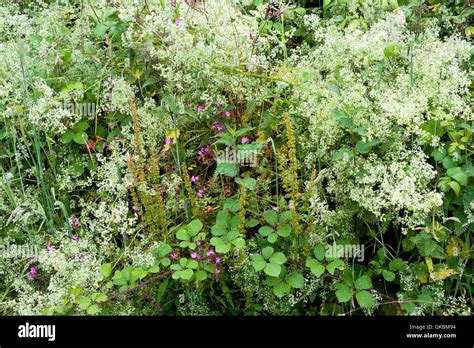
[267,233,278,244]
[73,121,89,133]
[382,270,395,282]
[258,225,274,237]
[157,243,172,258]
[287,272,304,289]
[354,275,372,290]
[215,162,239,177]
[326,259,345,275]
[389,258,405,271]
[72,132,86,145]
[447,167,468,186]
[223,198,240,212]
[264,262,281,277]
[276,224,291,237]
[306,258,325,278]
[61,130,74,143]
[176,229,189,241]
[331,109,352,128]
[261,246,274,260]
[100,263,112,277]
[262,210,279,227]
[195,270,207,281]
[252,254,266,271]
[86,304,100,315]
[335,284,352,303]
[355,290,375,308]
[333,148,353,161]
[448,181,461,196]
[356,140,378,154]
[187,219,203,236]
[269,252,286,265]
[235,177,256,190]
[179,269,194,280]
[78,297,91,310]
[313,245,326,261]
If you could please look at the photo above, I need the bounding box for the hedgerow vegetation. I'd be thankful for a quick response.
[0,0,472,316]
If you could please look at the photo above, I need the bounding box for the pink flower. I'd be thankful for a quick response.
[28,266,38,280]
[214,269,221,274]
[224,111,231,117]
[272,206,279,212]
[169,253,177,259]
[132,205,139,213]
[46,242,55,251]
[175,18,183,26]
[215,256,221,264]
[206,248,215,257]
[191,175,199,183]
[197,105,204,112]
[241,137,249,144]
[72,235,80,242]
[165,137,172,145]
[197,189,204,198]
[215,102,223,107]
[212,122,223,131]
[71,215,81,228]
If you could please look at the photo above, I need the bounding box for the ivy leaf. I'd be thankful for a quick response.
[354,275,372,290]
[355,290,375,308]
[287,272,304,289]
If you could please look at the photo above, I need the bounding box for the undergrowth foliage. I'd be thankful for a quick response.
[0,0,472,316]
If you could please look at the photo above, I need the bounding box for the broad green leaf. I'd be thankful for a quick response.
[313,245,326,261]
[252,254,266,271]
[355,290,375,308]
[306,258,325,278]
[258,226,274,237]
[264,262,281,277]
[188,219,203,236]
[326,259,345,275]
[287,272,304,289]
[176,229,189,241]
[262,210,279,227]
[269,252,286,265]
[261,246,274,260]
[100,263,112,277]
[335,284,352,303]
[354,275,372,290]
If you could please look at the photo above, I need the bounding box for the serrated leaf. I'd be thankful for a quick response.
[355,290,375,308]
[354,275,372,290]
[335,284,352,303]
